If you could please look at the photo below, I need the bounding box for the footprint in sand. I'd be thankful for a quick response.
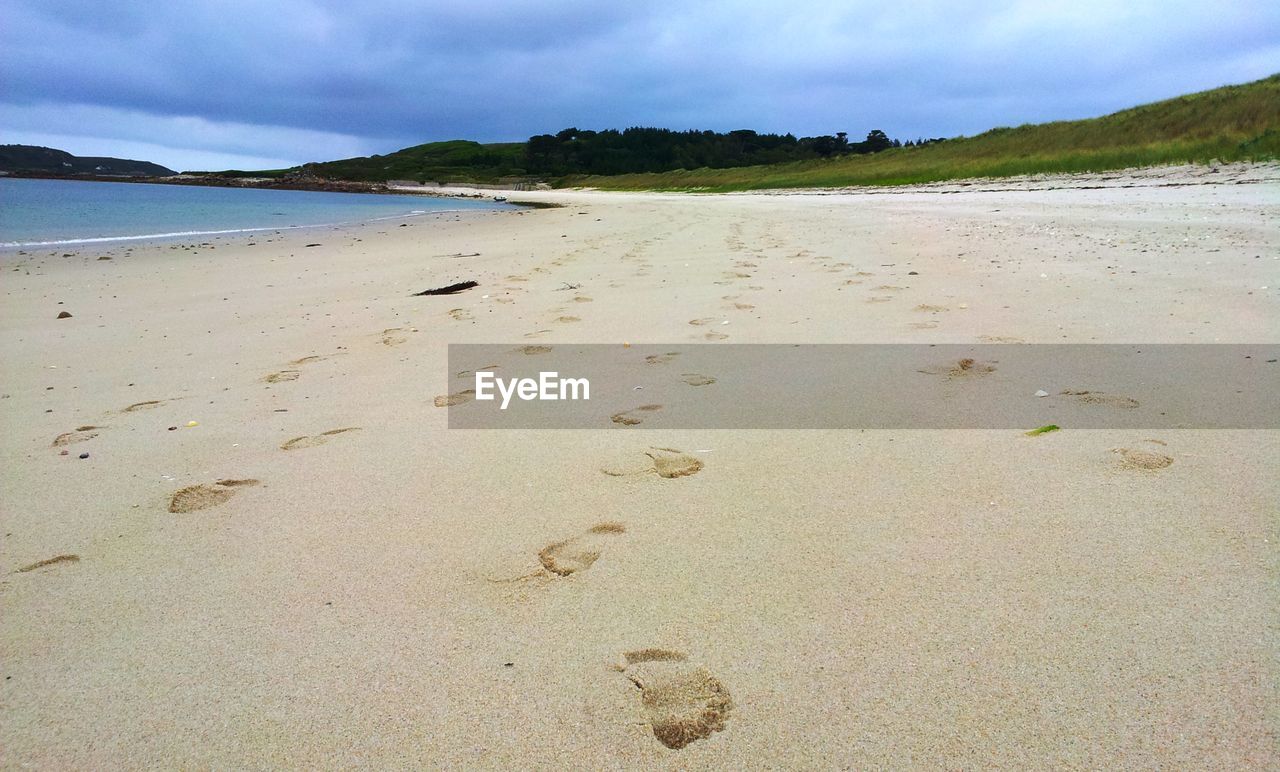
[381,327,414,346]
[538,522,626,576]
[914,304,950,313]
[681,373,716,386]
[919,358,996,379]
[449,308,474,321]
[52,425,101,446]
[703,331,729,341]
[602,447,703,479]
[280,427,360,450]
[866,296,894,303]
[122,400,166,413]
[456,365,499,379]
[730,302,755,310]
[555,315,581,323]
[434,390,475,407]
[1062,390,1140,409]
[289,354,333,366]
[573,296,593,303]
[610,405,662,426]
[263,370,301,383]
[909,321,939,330]
[979,335,1026,344]
[15,554,80,573]
[168,479,260,513]
[645,352,680,365]
[1113,441,1174,470]
[688,318,717,326]
[615,649,733,749]
[520,345,552,355]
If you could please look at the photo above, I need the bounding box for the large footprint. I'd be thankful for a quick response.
[168,479,260,513]
[538,522,626,576]
[615,649,733,749]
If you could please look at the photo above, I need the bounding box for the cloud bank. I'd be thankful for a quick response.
[2,0,1277,170]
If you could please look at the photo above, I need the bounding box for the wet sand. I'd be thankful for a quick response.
[2,165,1278,767]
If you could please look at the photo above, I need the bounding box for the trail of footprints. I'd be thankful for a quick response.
[26,237,1182,754]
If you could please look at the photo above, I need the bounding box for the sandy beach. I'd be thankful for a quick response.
[2,165,1277,767]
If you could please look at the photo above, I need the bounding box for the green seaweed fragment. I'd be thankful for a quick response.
[1025,424,1061,436]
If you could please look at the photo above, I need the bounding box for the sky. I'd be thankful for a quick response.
[2,0,1277,172]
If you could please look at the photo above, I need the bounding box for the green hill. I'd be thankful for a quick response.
[296,140,528,184]
[569,74,1280,191]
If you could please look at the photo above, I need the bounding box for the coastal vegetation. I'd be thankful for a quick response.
[572,74,1280,190]
[9,75,1275,192]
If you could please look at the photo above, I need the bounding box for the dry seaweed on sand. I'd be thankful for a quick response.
[413,280,479,296]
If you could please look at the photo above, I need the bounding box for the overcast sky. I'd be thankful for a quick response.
[2,0,1276,171]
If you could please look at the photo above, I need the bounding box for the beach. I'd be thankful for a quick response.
[2,165,1277,767]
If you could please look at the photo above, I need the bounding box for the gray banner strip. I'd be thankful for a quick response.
[445,344,1279,429]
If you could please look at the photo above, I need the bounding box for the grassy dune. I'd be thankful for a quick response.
[568,75,1280,191]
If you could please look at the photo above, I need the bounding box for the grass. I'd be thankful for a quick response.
[566,74,1280,191]
[297,140,528,183]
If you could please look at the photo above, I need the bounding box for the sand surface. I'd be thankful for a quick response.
[2,166,1278,767]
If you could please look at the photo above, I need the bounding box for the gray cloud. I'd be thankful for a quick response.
[2,0,1277,170]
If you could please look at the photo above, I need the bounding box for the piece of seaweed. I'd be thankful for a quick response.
[413,281,479,296]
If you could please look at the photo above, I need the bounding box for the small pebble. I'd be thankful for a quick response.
[78,452,89,459]
[1035,390,1049,397]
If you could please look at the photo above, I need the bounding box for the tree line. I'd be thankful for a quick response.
[523,127,947,176]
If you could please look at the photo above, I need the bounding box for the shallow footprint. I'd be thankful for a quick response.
[169,479,260,513]
[1062,390,1139,409]
[538,522,626,576]
[280,427,360,450]
[918,358,996,379]
[611,404,662,426]
[602,447,703,479]
[52,425,101,446]
[681,373,716,386]
[122,400,165,412]
[1114,443,1174,470]
[616,649,733,749]
[434,390,475,407]
[263,370,301,383]
[645,352,680,365]
[381,328,409,346]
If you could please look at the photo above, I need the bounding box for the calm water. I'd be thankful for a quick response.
[0,177,510,246]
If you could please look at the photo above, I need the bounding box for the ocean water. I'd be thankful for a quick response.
[0,177,511,247]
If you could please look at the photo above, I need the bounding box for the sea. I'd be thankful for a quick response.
[0,177,512,247]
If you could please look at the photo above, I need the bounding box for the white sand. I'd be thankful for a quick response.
[2,165,1277,767]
